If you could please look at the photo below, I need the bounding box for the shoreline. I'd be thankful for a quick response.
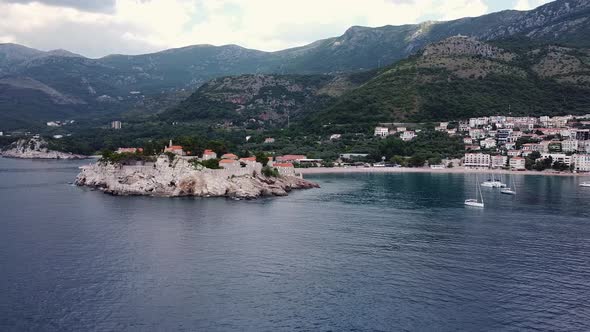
[299,167,589,177]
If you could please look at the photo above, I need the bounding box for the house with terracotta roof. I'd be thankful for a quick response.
[202,149,217,160]
[276,155,307,163]
[273,162,295,176]
[220,153,238,160]
[164,140,185,156]
[218,159,240,169]
[239,156,257,165]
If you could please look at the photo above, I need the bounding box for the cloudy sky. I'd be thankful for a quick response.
[0,0,554,58]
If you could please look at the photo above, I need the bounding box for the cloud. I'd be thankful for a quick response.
[0,0,491,57]
[3,0,116,13]
[514,0,553,11]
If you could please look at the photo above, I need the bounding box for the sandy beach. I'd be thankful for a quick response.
[299,166,589,177]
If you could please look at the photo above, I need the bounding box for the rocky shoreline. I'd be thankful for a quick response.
[1,138,87,160]
[75,155,319,199]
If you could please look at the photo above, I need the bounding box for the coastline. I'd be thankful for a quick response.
[299,166,588,177]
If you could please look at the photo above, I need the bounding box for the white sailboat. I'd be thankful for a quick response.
[481,173,506,188]
[466,176,485,208]
[501,175,517,195]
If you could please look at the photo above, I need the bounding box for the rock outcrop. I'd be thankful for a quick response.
[1,137,87,159]
[75,156,319,199]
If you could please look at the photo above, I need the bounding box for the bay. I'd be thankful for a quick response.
[1,158,589,331]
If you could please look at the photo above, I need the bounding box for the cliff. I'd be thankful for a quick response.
[75,156,319,199]
[1,137,87,159]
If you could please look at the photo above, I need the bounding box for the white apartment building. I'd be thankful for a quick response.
[469,129,486,139]
[401,131,416,141]
[573,154,590,172]
[491,155,507,168]
[480,138,497,149]
[469,117,489,127]
[510,157,526,170]
[562,139,579,153]
[541,153,573,166]
[464,153,491,169]
[374,127,389,137]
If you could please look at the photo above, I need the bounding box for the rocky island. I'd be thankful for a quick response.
[75,154,319,199]
[1,137,87,159]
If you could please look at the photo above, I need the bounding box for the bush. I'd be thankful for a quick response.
[262,166,279,177]
[199,158,221,169]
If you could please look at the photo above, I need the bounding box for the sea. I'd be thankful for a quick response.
[1,157,589,331]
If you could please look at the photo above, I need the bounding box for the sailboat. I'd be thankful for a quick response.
[481,173,507,188]
[501,175,517,195]
[465,175,485,208]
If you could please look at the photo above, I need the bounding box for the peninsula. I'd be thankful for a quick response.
[75,152,318,199]
[1,137,87,159]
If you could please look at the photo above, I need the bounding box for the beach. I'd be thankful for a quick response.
[299,166,587,177]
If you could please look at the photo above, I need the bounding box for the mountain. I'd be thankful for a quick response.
[312,36,590,125]
[159,72,374,127]
[1,0,590,128]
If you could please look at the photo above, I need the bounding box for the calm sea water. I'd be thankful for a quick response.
[1,157,590,331]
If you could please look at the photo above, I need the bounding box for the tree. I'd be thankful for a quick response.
[408,154,426,168]
[390,155,407,166]
[255,152,269,166]
[427,156,442,166]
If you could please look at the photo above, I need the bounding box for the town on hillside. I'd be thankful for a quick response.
[374,114,590,172]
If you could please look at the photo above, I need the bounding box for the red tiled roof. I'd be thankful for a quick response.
[219,159,238,164]
[273,163,294,168]
[239,157,256,162]
[165,146,183,150]
[276,155,306,161]
[221,153,238,159]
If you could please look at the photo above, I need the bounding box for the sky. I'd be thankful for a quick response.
[0,0,554,58]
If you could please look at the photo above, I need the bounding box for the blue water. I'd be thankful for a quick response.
[1,158,590,331]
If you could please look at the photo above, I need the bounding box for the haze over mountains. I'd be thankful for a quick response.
[1,0,590,128]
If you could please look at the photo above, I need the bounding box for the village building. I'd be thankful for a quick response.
[562,139,579,152]
[273,163,296,176]
[573,154,590,172]
[510,157,526,170]
[264,137,276,144]
[276,155,307,163]
[400,131,416,142]
[507,150,521,157]
[374,127,389,138]
[218,159,241,169]
[164,140,185,156]
[238,157,257,165]
[491,155,507,169]
[480,138,497,149]
[202,149,217,160]
[541,153,573,166]
[220,153,238,160]
[522,143,543,152]
[463,153,491,169]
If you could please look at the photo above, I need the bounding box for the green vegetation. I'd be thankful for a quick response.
[375,130,464,165]
[195,158,222,169]
[99,150,156,164]
[262,166,279,177]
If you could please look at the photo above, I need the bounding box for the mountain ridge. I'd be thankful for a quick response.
[1,0,590,128]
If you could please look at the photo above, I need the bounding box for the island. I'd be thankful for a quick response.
[75,153,319,199]
[1,137,87,159]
